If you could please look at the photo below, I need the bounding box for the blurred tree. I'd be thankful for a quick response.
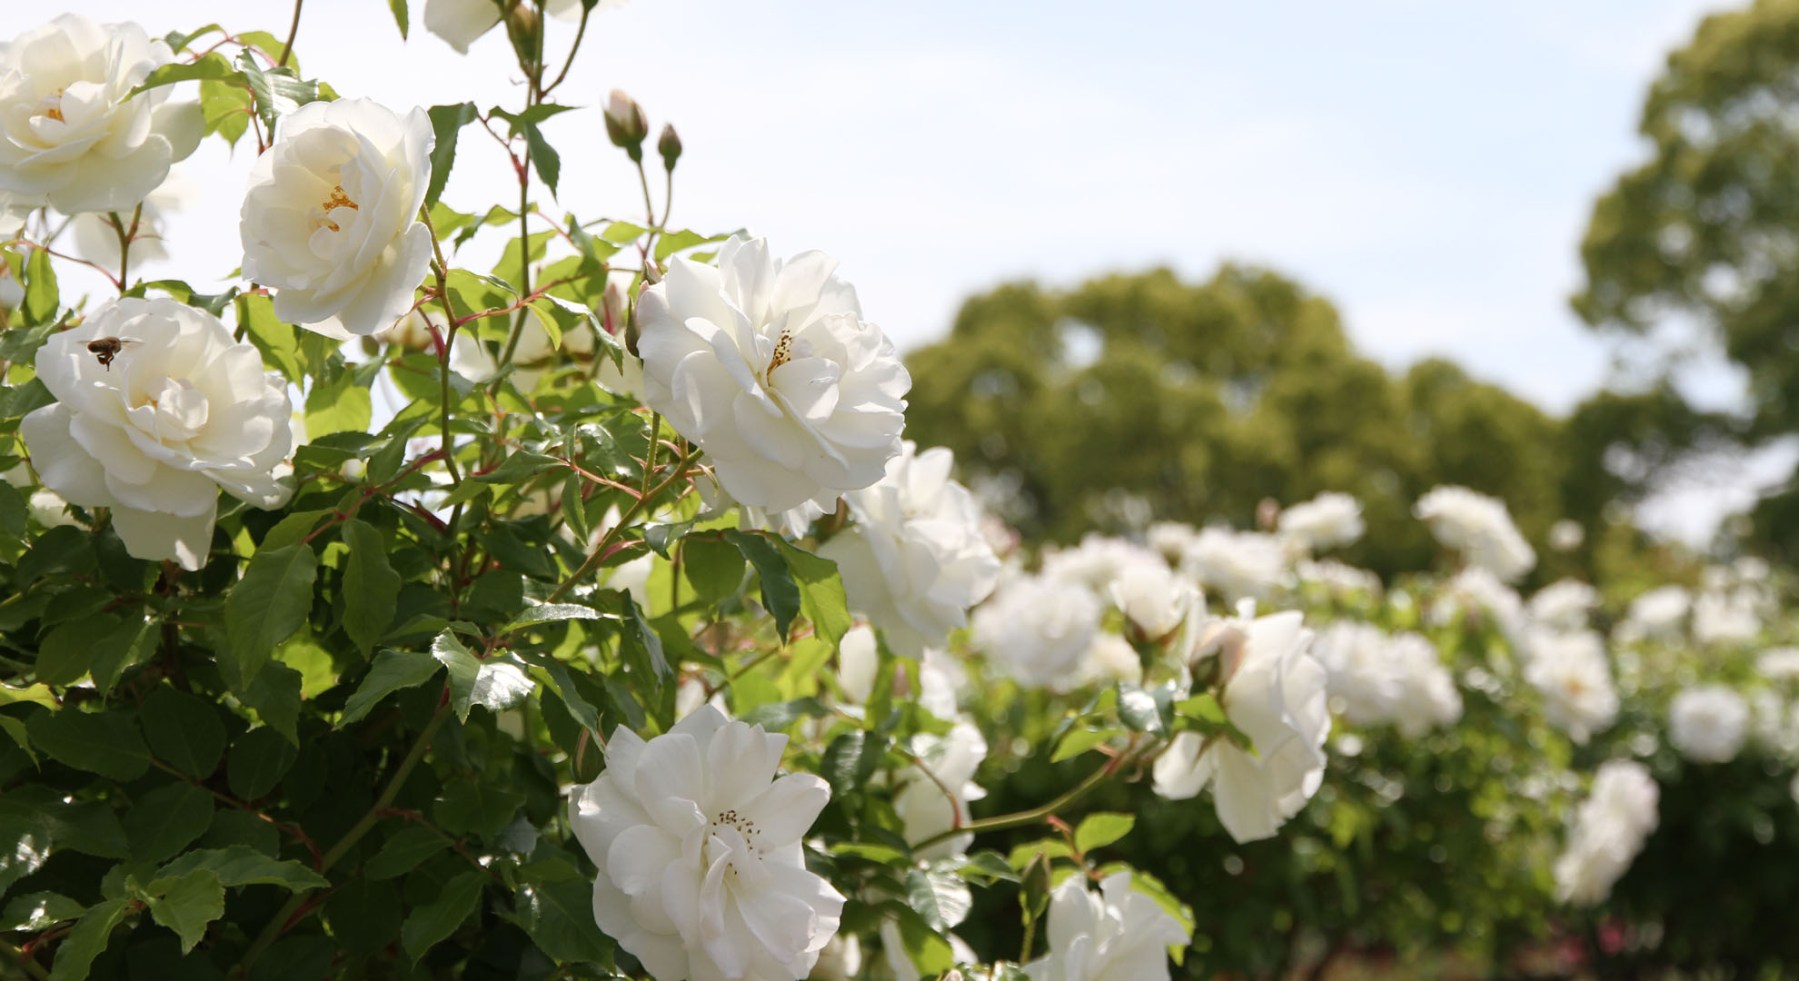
[907,265,1606,581]
[1573,0,1799,561]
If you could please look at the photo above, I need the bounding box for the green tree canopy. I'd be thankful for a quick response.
[905,265,1634,580]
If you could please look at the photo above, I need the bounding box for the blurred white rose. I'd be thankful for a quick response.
[1414,485,1535,583]
[971,574,1102,689]
[1523,630,1618,745]
[1691,588,1763,647]
[1153,611,1330,843]
[1668,685,1750,764]
[1619,585,1691,643]
[1277,491,1364,552]
[1042,533,1162,591]
[1387,632,1462,738]
[20,298,293,569]
[1554,759,1658,906]
[1314,621,1402,728]
[1528,579,1598,634]
[567,705,844,980]
[1107,560,1200,642]
[893,721,988,862]
[1548,519,1585,552]
[637,237,909,513]
[819,442,999,656]
[1020,872,1190,981]
[241,99,434,338]
[1758,647,1799,683]
[0,15,201,215]
[1178,527,1288,603]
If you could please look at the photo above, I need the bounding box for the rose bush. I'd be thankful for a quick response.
[0,5,1795,981]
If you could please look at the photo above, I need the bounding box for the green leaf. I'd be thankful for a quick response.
[0,377,54,418]
[0,716,35,767]
[598,221,647,245]
[234,49,320,135]
[140,686,227,778]
[504,603,603,631]
[723,530,802,641]
[49,898,129,980]
[304,364,374,438]
[515,861,613,963]
[128,54,237,96]
[342,519,402,655]
[227,726,299,800]
[387,0,410,38]
[522,121,561,195]
[1074,813,1136,853]
[123,782,214,865]
[425,102,477,208]
[242,661,303,745]
[364,826,449,880]
[1051,726,1112,764]
[36,614,121,686]
[1117,685,1166,734]
[430,630,481,722]
[893,905,954,977]
[339,648,443,726]
[905,866,972,933]
[26,708,151,781]
[0,808,52,896]
[24,244,60,326]
[224,544,319,688]
[154,845,328,891]
[142,868,225,953]
[777,539,851,650]
[434,782,525,839]
[399,870,485,962]
[89,614,158,697]
[0,891,85,931]
[680,534,746,604]
[237,293,305,382]
[201,74,254,146]
[0,683,58,709]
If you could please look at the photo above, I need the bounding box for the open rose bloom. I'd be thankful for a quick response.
[568,706,845,980]
[0,14,200,216]
[20,298,293,569]
[240,98,434,338]
[636,236,910,513]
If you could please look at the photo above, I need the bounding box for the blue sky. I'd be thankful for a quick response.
[58,0,1795,538]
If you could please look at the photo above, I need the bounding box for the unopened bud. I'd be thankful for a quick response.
[604,88,649,162]
[504,0,540,61]
[601,278,628,337]
[657,123,682,172]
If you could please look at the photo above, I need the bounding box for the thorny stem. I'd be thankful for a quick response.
[237,700,451,974]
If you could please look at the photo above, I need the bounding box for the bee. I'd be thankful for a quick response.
[85,336,140,371]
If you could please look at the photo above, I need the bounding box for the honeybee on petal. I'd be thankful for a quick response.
[85,336,141,371]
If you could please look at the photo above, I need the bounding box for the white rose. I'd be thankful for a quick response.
[1668,685,1750,764]
[1387,632,1462,738]
[1758,647,1799,682]
[1314,621,1402,728]
[892,720,988,862]
[20,298,294,569]
[637,237,910,513]
[1153,611,1331,843]
[1020,872,1191,981]
[1428,566,1526,642]
[1107,561,1200,642]
[1414,485,1535,583]
[1528,579,1599,634]
[424,0,621,53]
[1178,527,1289,603]
[1692,588,1762,647]
[1554,759,1658,906]
[1620,585,1690,642]
[835,623,879,705]
[819,442,999,656]
[1041,533,1162,591]
[241,98,435,338]
[1523,630,1618,745]
[971,575,1102,689]
[567,706,845,980]
[1277,491,1365,552]
[0,15,201,215]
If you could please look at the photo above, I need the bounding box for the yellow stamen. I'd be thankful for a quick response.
[767,330,794,374]
[318,184,359,232]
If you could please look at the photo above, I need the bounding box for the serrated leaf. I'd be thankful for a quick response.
[364,826,449,880]
[339,648,443,725]
[140,686,227,778]
[1074,813,1136,853]
[0,891,84,932]
[141,868,225,953]
[49,898,129,980]
[679,534,745,604]
[387,0,409,38]
[1051,726,1112,763]
[123,782,213,865]
[430,630,481,722]
[522,121,561,195]
[227,727,298,800]
[342,519,402,655]
[235,49,320,135]
[516,871,613,963]
[26,709,150,781]
[224,544,318,689]
[155,845,328,891]
[426,102,477,208]
[505,603,603,631]
[399,870,484,962]
[724,529,802,640]
[776,539,851,650]
[905,867,972,933]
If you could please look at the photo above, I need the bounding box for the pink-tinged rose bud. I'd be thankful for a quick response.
[604,89,649,160]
